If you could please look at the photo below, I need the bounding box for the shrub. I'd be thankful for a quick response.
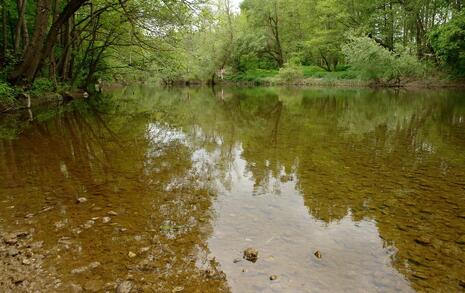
[429,11,465,76]
[0,81,16,107]
[277,63,304,83]
[342,36,423,85]
[30,78,55,97]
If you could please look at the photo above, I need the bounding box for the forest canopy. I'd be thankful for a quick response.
[0,0,464,95]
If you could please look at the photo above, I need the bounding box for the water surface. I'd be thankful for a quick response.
[0,87,464,292]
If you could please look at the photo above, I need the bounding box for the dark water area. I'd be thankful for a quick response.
[0,86,464,292]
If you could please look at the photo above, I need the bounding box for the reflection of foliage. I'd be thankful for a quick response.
[2,86,465,292]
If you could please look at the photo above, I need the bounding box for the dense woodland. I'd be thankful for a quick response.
[0,0,464,104]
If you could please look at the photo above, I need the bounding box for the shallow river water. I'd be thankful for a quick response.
[0,86,464,292]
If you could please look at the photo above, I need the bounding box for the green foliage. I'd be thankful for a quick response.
[30,78,55,97]
[226,69,278,82]
[0,81,16,106]
[429,11,465,76]
[342,36,423,84]
[277,63,304,83]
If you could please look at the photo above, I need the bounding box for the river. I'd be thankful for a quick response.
[0,86,464,292]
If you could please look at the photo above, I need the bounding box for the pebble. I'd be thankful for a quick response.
[128,251,137,258]
[69,283,83,292]
[140,247,150,253]
[314,250,322,259]
[107,211,118,216]
[270,275,278,281]
[4,236,18,245]
[7,247,19,257]
[415,237,431,246]
[22,258,32,265]
[459,280,465,288]
[233,258,242,263]
[116,280,134,293]
[16,231,29,238]
[102,217,111,224]
[456,235,465,245]
[412,272,428,280]
[76,197,87,204]
[83,279,104,292]
[172,286,184,292]
[243,248,258,263]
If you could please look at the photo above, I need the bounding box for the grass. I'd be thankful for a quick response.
[224,65,362,86]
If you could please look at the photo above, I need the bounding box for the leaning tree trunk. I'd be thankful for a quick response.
[8,0,87,84]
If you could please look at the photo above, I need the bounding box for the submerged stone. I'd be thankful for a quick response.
[243,248,258,263]
[116,281,133,293]
[76,197,88,204]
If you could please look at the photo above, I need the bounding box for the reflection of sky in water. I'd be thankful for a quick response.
[167,128,414,292]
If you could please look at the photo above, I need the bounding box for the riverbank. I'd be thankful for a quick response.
[219,67,465,88]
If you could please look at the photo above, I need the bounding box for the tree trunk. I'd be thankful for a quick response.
[2,2,8,65]
[21,1,29,50]
[8,0,52,84]
[58,16,73,80]
[14,0,27,53]
[8,0,87,84]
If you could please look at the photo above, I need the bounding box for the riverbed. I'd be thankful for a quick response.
[0,86,464,292]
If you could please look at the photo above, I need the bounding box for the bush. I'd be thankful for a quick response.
[0,81,16,107]
[342,36,423,84]
[30,78,55,96]
[277,63,304,83]
[429,11,465,76]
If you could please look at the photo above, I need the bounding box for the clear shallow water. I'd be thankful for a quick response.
[0,86,464,292]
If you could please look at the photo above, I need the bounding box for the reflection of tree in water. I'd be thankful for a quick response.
[2,87,464,292]
[211,88,465,292]
[0,105,230,292]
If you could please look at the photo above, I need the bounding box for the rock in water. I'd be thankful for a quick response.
[314,250,322,259]
[128,251,137,258]
[233,258,242,263]
[415,236,431,246]
[270,275,278,281]
[243,248,259,263]
[102,217,111,224]
[4,235,18,245]
[76,197,88,204]
[7,247,19,257]
[456,235,465,245]
[116,281,134,293]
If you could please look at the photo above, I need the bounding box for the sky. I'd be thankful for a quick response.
[231,0,242,11]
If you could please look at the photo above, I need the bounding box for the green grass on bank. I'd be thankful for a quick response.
[225,66,360,83]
